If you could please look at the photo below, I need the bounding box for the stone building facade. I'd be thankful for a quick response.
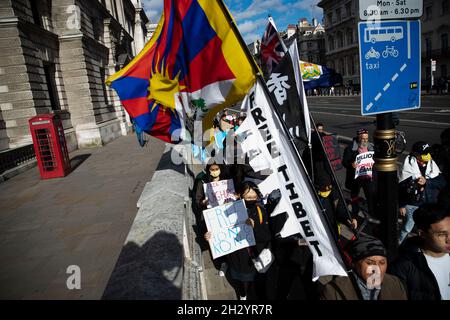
[421,0,450,90]
[0,0,149,152]
[318,0,360,89]
[294,18,326,65]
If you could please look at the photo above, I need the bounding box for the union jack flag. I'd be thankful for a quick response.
[260,17,287,75]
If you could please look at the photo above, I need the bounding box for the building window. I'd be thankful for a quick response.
[441,64,447,78]
[336,8,341,22]
[347,29,353,45]
[327,13,333,25]
[30,0,42,26]
[100,68,109,105]
[337,32,343,48]
[425,6,432,20]
[308,54,313,62]
[443,0,449,14]
[442,33,448,53]
[43,62,60,111]
[112,0,120,20]
[345,2,351,17]
[425,38,432,56]
[329,36,334,51]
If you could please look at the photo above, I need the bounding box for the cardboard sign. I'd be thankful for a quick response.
[354,151,375,179]
[322,134,343,171]
[203,179,237,208]
[203,200,256,259]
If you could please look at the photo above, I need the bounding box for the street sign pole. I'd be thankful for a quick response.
[359,0,422,259]
[373,113,398,260]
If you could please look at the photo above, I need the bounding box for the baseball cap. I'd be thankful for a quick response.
[412,141,431,155]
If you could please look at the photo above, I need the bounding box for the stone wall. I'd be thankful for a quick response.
[0,0,146,153]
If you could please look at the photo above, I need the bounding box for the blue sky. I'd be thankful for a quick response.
[142,0,323,44]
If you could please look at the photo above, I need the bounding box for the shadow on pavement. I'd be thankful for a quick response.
[69,154,91,172]
[101,230,183,300]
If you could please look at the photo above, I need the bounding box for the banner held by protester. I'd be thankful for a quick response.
[203,179,237,207]
[203,200,255,259]
[236,80,347,279]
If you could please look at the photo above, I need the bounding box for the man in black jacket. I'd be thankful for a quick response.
[342,128,375,218]
[389,204,450,300]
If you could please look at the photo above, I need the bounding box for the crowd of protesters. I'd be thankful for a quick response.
[190,110,449,301]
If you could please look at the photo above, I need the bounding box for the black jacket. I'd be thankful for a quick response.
[389,236,444,300]
[342,138,374,189]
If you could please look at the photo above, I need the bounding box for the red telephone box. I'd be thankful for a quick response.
[29,114,71,179]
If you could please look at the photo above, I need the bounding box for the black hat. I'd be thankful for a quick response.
[412,141,431,155]
[356,128,368,135]
[349,234,387,262]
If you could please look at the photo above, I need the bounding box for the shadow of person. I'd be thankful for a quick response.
[102,231,183,300]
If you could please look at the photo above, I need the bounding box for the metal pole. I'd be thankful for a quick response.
[373,113,398,261]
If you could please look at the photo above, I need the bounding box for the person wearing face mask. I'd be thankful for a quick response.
[208,181,280,300]
[316,170,358,239]
[398,141,446,243]
[342,128,376,218]
[194,163,231,277]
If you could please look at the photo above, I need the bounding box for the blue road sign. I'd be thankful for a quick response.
[359,20,421,115]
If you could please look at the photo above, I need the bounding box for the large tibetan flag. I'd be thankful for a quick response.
[106,0,256,143]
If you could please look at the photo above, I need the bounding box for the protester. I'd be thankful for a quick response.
[390,204,450,300]
[195,163,232,277]
[342,128,376,218]
[319,234,408,300]
[205,181,279,300]
[398,141,446,242]
[316,169,357,237]
[214,114,234,150]
[316,122,324,134]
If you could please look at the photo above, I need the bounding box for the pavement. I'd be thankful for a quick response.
[0,134,165,299]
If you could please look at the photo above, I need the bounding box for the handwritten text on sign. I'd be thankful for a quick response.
[355,151,375,179]
[203,200,255,259]
[203,179,237,208]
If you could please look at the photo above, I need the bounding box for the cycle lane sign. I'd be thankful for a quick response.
[359,20,421,115]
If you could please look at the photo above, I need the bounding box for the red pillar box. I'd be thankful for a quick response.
[29,114,71,179]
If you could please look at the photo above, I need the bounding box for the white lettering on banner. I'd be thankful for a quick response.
[203,200,256,259]
[354,151,375,179]
[239,81,347,279]
[267,73,290,105]
[203,179,237,208]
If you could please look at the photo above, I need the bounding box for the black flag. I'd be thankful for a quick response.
[267,39,310,153]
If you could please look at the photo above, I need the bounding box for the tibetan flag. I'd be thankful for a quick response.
[106,16,181,143]
[148,0,256,131]
[300,62,343,90]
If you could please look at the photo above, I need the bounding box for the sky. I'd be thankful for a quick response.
[142,0,324,44]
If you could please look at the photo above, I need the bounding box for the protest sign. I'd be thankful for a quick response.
[322,134,343,171]
[203,179,237,207]
[354,151,375,179]
[203,200,256,259]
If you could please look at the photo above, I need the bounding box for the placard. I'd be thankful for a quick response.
[354,151,375,179]
[203,179,237,208]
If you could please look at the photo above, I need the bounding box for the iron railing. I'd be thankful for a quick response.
[0,144,36,174]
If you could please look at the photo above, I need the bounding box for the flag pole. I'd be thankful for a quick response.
[216,0,352,270]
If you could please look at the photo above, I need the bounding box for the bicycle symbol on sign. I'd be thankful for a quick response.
[382,46,399,58]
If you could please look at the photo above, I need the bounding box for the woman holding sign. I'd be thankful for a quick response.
[204,181,279,300]
[195,163,233,277]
